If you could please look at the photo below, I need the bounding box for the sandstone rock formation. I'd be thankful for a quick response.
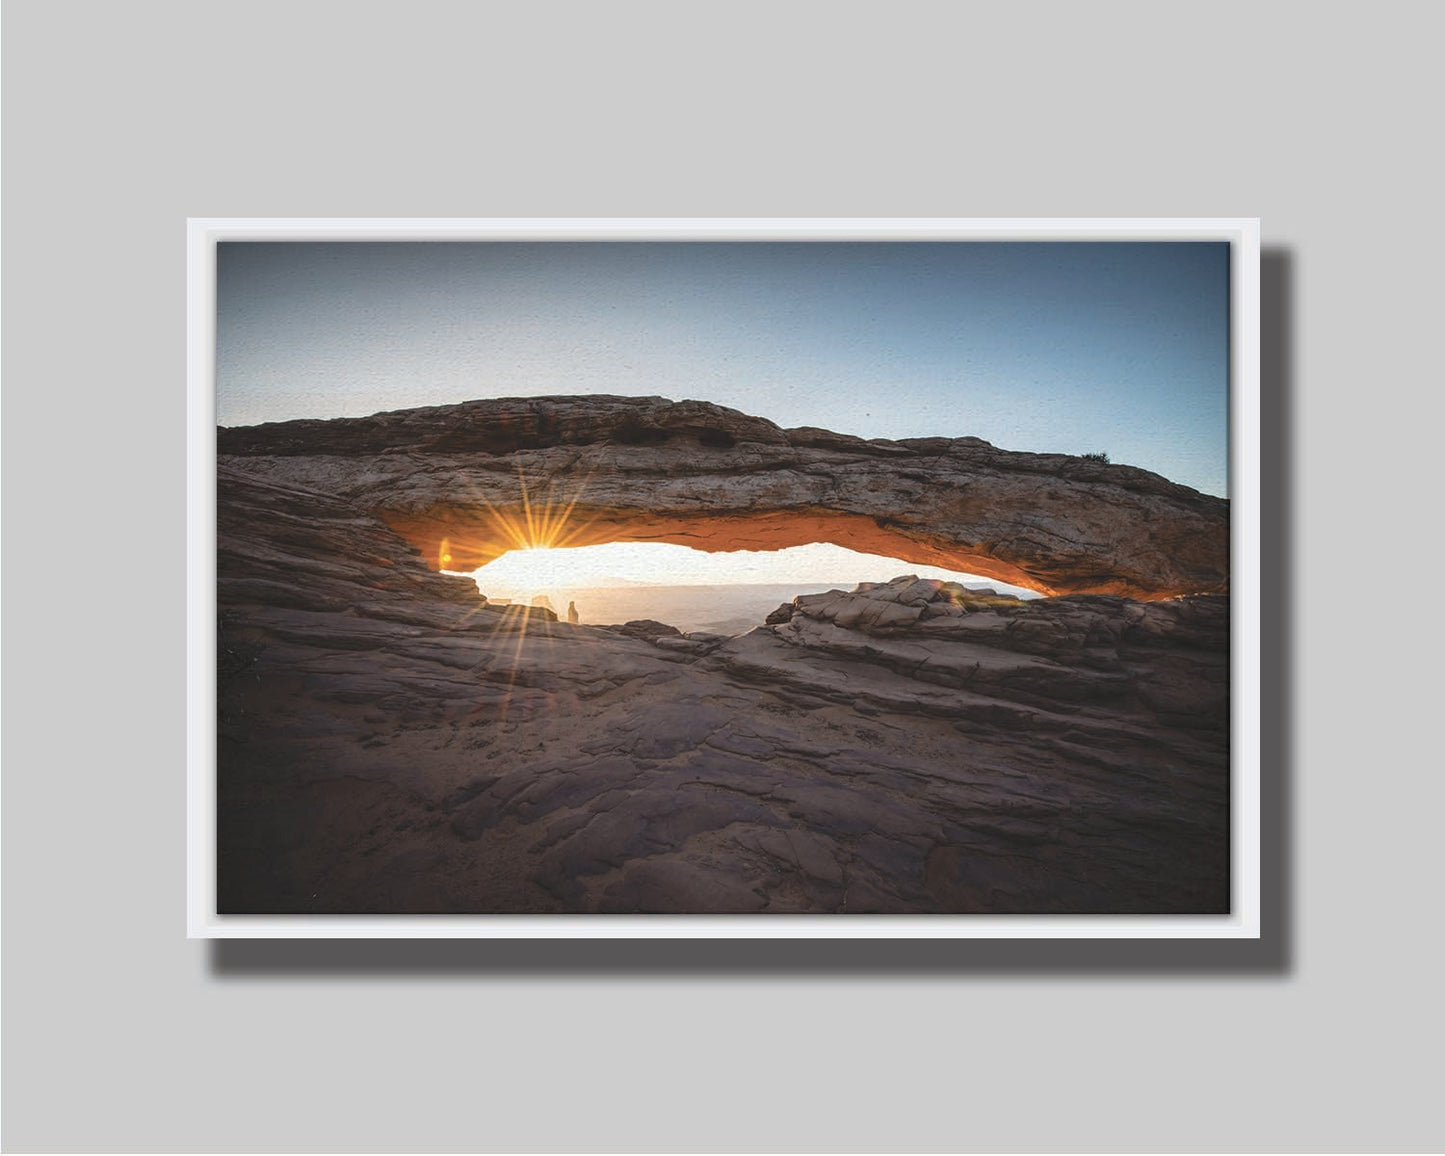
[215,400,1231,916]
[218,395,1228,600]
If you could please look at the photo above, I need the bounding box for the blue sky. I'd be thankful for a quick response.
[217,241,1229,496]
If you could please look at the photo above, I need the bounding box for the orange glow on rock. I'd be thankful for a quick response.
[386,505,1069,596]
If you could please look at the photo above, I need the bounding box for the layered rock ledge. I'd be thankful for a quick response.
[216,402,1232,916]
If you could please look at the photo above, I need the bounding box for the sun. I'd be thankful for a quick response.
[434,458,607,572]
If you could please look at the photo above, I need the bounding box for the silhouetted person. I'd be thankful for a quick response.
[566,600,579,624]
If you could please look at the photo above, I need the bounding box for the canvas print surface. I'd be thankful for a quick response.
[214,239,1231,915]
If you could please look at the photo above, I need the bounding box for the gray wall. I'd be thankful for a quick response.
[4,2,1441,1151]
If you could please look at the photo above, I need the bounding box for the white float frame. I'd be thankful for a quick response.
[188,218,1261,938]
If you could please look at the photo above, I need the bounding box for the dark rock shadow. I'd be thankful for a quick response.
[208,247,1295,979]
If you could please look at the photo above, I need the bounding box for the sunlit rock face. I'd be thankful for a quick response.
[215,405,1231,917]
[217,395,1228,600]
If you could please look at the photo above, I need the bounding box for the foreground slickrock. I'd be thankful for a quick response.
[218,394,1229,599]
[217,415,1231,913]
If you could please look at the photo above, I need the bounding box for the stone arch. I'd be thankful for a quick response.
[217,396,1229,601]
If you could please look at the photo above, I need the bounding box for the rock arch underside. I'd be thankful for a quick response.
[216,396,1231,915]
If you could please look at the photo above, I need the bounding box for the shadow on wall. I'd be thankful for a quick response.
[206,248,1293,978]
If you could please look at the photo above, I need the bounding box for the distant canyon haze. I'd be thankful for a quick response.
[474,580,1039,637]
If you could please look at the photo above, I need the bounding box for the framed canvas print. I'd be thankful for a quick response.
[188,218,1260,938]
